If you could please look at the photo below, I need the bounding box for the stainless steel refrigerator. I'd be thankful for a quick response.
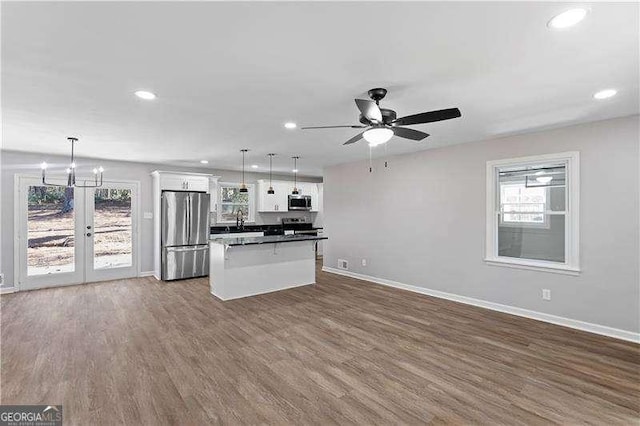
[161,191,210,280]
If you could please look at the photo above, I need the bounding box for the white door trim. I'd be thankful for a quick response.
[14,175,141,290]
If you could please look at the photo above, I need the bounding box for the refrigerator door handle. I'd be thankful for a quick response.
[186,193,191,244]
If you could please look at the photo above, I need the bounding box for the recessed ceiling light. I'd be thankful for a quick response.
[134,90,156,100]
[284,122,297,129]
[200,160,209,164]
[547,8,588,29]
[251,164,259,169]
[593,89,617,100]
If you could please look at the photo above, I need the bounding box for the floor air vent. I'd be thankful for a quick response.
[338,259,349,270]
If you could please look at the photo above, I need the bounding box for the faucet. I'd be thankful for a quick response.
[236,209,245,230]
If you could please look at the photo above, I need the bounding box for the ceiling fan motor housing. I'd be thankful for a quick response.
[359,108,397,125]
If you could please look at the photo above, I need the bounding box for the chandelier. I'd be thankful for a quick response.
[40,137,104,188]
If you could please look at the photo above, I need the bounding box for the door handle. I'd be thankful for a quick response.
[86,232,92,237]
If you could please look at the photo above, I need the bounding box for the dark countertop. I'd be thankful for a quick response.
[210,234,328,246]
[210,225,281,234]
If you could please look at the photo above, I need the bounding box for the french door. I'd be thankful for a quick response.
[15,176,139,291]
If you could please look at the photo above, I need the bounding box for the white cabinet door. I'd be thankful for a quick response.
[184,176,210,192]
[274,182,290,212]
[257,180,277,212]
[159,174,209,192]
[160,174,187,191]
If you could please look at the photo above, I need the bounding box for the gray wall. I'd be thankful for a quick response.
[323,115,639,333]
[0,151,321,287]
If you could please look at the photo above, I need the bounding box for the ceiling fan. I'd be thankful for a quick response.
[301,88,461,146]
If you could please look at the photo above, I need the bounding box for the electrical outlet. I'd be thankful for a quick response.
[542,289,551,301]
[0,273,4,286]
[338,259,349,270]
[361,259,367,267]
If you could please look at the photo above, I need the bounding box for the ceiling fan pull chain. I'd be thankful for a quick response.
[384,143,388,168]
[369,146,373,173]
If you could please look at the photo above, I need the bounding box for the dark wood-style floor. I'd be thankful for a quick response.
[2,261,639,425]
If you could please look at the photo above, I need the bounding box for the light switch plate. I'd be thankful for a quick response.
[542,289,551,301]
[143,212,153,219]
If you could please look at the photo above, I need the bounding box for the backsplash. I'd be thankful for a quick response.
[210,211,316,226]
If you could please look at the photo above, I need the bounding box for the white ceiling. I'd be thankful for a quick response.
[2,2,638,177]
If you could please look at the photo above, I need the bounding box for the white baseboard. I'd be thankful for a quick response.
[322,266,640,344]
[139,271,156,277]
[1,287,17,294]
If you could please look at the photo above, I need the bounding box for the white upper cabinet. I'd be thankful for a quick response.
[152,171,211,193]
[154,171,211,193]
[257,180,319,212]
[257,180,288,212]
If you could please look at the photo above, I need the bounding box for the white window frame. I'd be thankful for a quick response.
[485,152,580,275]
[217,182,256,224]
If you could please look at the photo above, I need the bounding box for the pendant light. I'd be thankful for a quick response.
[291,156,300,195]
[41,137,104,188]
[239,149,249,193]
[267,153,276,194]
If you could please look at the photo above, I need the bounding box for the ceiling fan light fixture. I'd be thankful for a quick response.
[364,127,393,146]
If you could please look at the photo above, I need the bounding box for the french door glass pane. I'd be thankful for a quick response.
[94,188,132,269]
[27,186,75,276]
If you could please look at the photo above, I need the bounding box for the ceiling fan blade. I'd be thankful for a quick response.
[393,127,430,141]
[300,125,366,130]
[393,108,461,126]
[355,99,383,123]
[343,132,365,145]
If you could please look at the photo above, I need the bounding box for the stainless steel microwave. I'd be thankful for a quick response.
[288,195,312,211]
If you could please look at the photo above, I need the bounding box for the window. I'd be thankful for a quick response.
[485,152,580,275]
[217,183,255,224]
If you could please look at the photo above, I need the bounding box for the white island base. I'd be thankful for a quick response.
[209,239,318,300]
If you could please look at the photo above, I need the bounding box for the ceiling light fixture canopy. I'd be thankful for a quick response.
[292,156,300,195]
[593,89,617,100]
[547,8,588,29]
[41,137,104,188]
[239,149,249,193]
[267,153,276,194]
[363,127,394,147]
[284,122,297,129]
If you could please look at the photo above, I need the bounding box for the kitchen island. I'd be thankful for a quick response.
[209,234,328,300]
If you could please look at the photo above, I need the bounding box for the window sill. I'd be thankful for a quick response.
[484,257,580,276]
